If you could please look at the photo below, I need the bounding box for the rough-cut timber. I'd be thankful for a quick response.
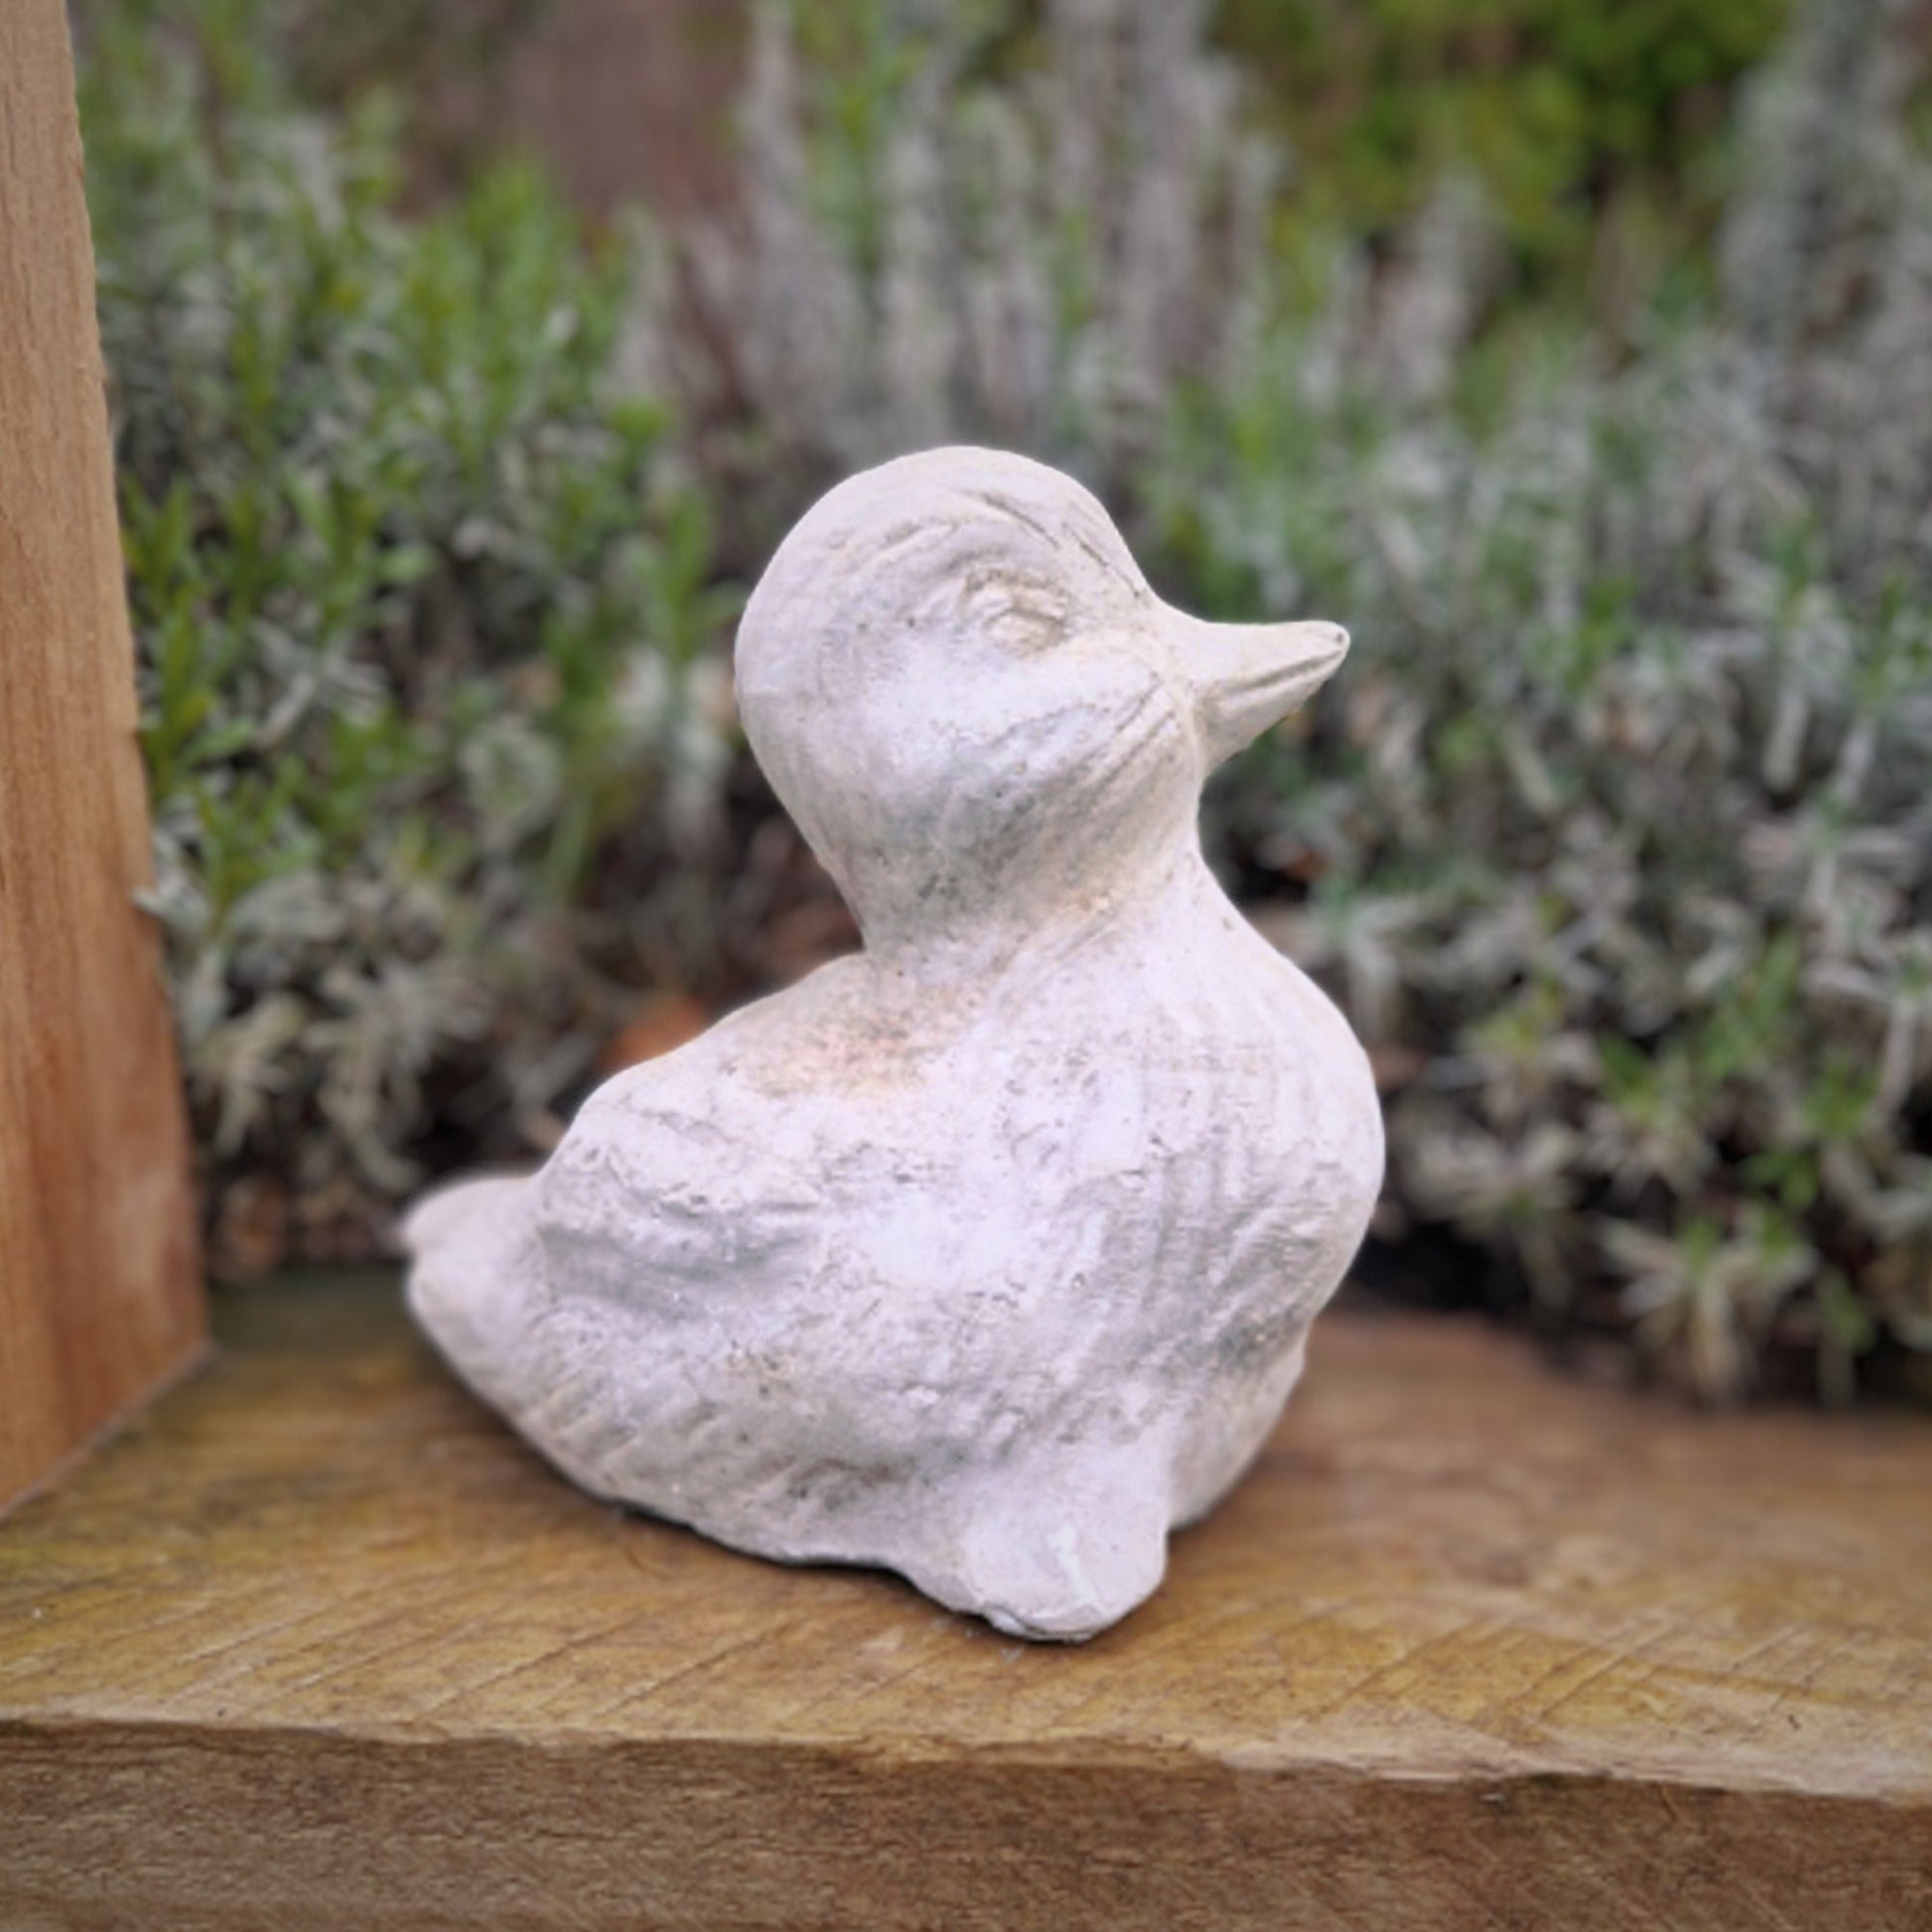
[2,1278,1927,1930]
[0,0,205,1507]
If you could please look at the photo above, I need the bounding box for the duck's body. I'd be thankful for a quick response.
[408,447,1383,1639]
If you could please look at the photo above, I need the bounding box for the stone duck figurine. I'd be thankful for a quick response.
[406,447,1384,1640]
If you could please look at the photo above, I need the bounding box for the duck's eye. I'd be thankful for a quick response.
[966,575,1069,657]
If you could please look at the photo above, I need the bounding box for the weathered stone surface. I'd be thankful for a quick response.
[406,447,1383,1638]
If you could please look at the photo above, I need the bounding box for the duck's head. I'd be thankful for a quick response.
[736,447,1346,960]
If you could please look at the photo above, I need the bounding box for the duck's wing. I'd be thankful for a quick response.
[403,1058,833,1497]
[530,1066,831,1318]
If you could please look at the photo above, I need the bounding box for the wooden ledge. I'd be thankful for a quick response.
[3,1276,1929,1929]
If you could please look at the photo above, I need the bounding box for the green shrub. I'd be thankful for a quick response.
[1215,0,1793,275]
[684,0,1929,1400]
[76,0,1931,1399]
[1150,0,1932,1400]
[80,5,737,1267]
[743,0,1792,303]
[670,0,1291,527]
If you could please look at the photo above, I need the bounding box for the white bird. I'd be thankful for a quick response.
[407,447,1383,1640]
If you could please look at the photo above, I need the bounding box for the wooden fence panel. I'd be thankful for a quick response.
[0,0,205,1506]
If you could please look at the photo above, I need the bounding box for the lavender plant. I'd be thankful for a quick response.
[82,8,737,1270]
[670,0,1930,1396]
[77,0,1932,1398]
[1151,0,1932,1399]
[670,0,1282,509]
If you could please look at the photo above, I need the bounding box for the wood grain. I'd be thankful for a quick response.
[2,1277,1928,1928]
[0,0,205,1507]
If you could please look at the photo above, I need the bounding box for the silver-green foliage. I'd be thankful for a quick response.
[673,0,1930,1396]
[1154,0,1932,1399]
[677,0,1280,497]
[79,0,1930,1392]
[83,14,736,1259]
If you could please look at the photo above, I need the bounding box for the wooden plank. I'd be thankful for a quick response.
[2,1277,1927,1929]
[0,0,205,1506]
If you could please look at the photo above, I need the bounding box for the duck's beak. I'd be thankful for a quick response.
[1170,608,1350,768]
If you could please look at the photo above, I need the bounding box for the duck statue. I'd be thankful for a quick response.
[406,447,1384,1640]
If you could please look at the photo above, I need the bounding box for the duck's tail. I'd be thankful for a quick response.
[402,1171,544,1417]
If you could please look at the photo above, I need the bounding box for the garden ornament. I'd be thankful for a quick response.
[406,447,1384,1640]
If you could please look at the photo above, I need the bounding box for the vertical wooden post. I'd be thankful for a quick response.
[0,0,206,1507]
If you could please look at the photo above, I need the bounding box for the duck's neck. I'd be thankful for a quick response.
[862,834,1223,999]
